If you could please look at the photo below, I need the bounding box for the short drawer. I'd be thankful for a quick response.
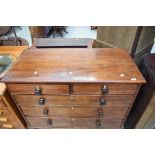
[20,106,128,119]
[73,83,138,95]
[26,117,122,129]
[7,84,69,95]
[13,95,133,107]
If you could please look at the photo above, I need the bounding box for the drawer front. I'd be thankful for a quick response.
[13,95,133,107]
[27,117,73,128]
[74,118,122,128]
[0,123,20,129]
[20,106,128,119]
[73,84,138,95]
[26,117,122,129]
[0,118,15,125]
[0,109,10,117]
[0,110,17,126]
[7,84,69,95]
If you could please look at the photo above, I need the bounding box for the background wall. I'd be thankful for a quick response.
[97,26,155,63]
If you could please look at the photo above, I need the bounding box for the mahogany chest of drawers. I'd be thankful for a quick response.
[2,48,145,128]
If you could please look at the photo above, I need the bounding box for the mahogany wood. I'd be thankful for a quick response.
[26,117,122,129]
[20,106,128,119]
[73,84,138,95]
[2,48,145,129]
[7,84,69,95]
[13,94,133,107]
[2,48,145,83]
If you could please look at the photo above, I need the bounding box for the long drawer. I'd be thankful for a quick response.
[73,83,138,95]
[20,106,128,119]
[26,117,123,129]
[13,95,133,107]
[7,84,69,95]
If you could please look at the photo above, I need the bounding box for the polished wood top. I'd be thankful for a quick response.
[1,48,145,83]
[0,46,28,57]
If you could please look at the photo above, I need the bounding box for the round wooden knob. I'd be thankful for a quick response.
[43,108,49,115]
[70,96,74,101]
[38,97,45,105]
[98,108,103,116]
[35,86,42,95]
[47,119,52,125]
[72,118,75,122]
[100,98,106,105]
[96,119,101,127]
[102,85,108,94]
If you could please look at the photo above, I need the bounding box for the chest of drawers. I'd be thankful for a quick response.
[0,46,28,129]
[2,48,145,128]
[0,84,26,129]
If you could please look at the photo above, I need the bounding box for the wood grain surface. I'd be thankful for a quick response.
[73,83,138,95]
[0,46,28,58]
[13,94,133,107]
[2,48,145,129]
[26,117,122,129]
[20,106,128,119]
[1,48,145,83]
[7,84,69,95]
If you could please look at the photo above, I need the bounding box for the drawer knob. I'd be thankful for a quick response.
[47,119,52,125]
[43,108,49,115]
[96,119,101,127]
[72,118,75,122]
[35,86,42,95]
[39,97,45,105]
[102,85,108,94]
[70,96,74,101]
[100,98,106,105]
[98,108,104,116]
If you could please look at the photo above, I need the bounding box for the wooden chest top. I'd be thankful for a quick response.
[0,46,28,57]
[1,48,145,84]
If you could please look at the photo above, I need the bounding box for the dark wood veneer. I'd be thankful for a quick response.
[2,48,145,128]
